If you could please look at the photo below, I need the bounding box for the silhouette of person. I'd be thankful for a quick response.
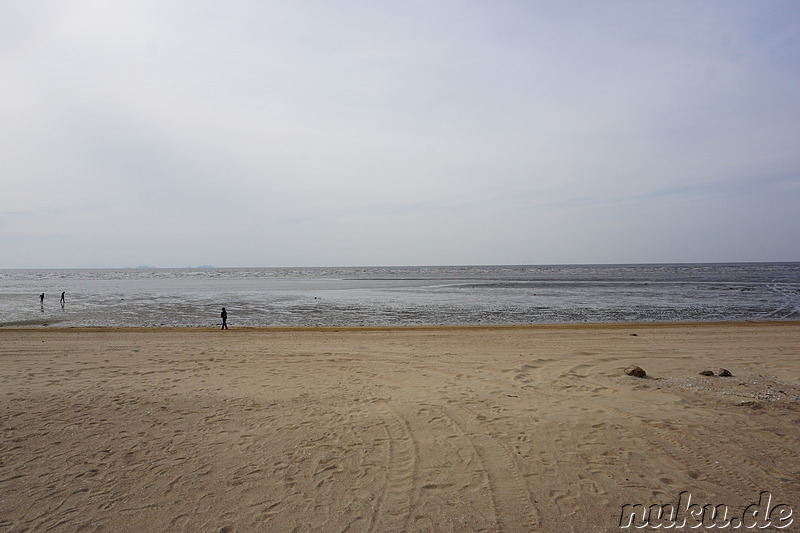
[60,291,65,305]
[40,293,44,305]
[221,307,228,330]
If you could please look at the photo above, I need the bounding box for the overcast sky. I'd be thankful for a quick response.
[2,1,799,268]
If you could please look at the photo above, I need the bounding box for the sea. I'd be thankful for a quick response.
[1,263,798,328]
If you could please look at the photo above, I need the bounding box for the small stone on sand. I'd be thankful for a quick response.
[624,365,647,378]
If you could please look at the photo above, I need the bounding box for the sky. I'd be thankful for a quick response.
[2,1,799,268]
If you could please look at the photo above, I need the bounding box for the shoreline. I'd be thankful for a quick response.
[3,319,800,332]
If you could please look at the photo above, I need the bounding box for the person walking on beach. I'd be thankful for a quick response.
[60,291,65,305]
[40,293,44,305]
[221,307,228,330]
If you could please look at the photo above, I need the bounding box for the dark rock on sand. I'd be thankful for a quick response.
[624,365,647,378]
[699,370,715,376]
[718,368,733,377]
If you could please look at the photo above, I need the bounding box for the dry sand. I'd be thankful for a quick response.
[1,322,798,532]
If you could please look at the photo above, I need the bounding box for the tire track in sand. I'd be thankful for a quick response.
[321,358,541,531]
[444,403,540,531]
[364,399,419,533]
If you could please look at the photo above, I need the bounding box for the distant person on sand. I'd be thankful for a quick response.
[60,291,65,305]
[221,307,228,330]
[40,293,44,305]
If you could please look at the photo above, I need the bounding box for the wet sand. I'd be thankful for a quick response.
[1,323,799,532]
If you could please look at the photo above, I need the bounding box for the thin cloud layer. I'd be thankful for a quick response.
[2,1,798,267]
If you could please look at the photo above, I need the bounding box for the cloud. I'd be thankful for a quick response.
[1,0,798,267]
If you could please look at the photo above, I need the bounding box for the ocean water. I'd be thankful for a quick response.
[0,263,798,328]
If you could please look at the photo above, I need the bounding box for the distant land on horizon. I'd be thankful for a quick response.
[132,265,217,269]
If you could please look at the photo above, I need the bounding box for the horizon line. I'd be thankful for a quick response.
[2,260,799,270]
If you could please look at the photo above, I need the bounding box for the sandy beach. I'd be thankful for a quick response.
[1,322,798,532]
